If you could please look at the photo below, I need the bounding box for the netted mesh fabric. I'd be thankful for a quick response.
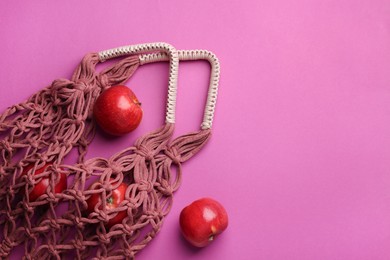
[20,126,210,259]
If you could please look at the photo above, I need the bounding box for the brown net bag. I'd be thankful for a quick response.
[0,42,178,258]
[0,44,220,259]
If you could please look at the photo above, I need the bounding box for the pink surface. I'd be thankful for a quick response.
[1,0,390,259]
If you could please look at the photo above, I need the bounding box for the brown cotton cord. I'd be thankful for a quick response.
[0,42,180,259]
[0,46,220,259]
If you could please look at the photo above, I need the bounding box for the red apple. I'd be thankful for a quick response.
[180,197,228,247]
[86,181,128,228]
[93,85,143,136]
[22,163,67,202]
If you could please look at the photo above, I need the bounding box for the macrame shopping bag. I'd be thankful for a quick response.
[0,45,220,259]
[0,42,180,258]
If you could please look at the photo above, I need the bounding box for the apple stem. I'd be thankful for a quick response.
[209,235,214,242]
[133,99,142,106]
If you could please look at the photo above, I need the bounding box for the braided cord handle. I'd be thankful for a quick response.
[98,42,179,124]
[139,50,220,130]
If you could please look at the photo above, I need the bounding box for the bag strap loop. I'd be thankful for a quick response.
[139,49,220,130]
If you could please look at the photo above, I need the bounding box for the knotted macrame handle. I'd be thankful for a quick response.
[98,42,179,124]
[139,50,220,130]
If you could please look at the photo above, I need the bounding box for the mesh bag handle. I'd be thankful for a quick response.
[140,49,220,130]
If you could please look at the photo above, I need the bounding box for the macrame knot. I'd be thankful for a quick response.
[159,179,173,196]
[108,161,124,175]
[49,218,61,230]
[24,227,36,240]
[74,216,85,229]
[39,154,49,162]
[102,182,112,193]
[97,74,109,88]
[15,121,27,132]
[73,239,86,251]
[77,163,93,177]
[138,180,153,193]
[30,139,40,149]
[5,212,15,226]
[126,198,138,211]
[146,210,161,220]
[50,78,71,92]
[63,140,74,150]
[45,192,57,204]
[69,190,87,208]
[42,116,55,126]
[73,79,92,93]
[5,186,15,200]
[0,140,13,153]
[52,136,62,145]
[135,145,155,161]
[22,202,34,214]
[98,233,111,245]
[122,223,134,236]
[164,146,181,165]
[46,244,58,258]
[32,103,44,113]
[52,98,62,107]
[71,115,84,126]
[25,173,36,189]
[123,249,135,259]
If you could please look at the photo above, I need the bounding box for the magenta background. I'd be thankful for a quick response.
[1,1,390,259]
